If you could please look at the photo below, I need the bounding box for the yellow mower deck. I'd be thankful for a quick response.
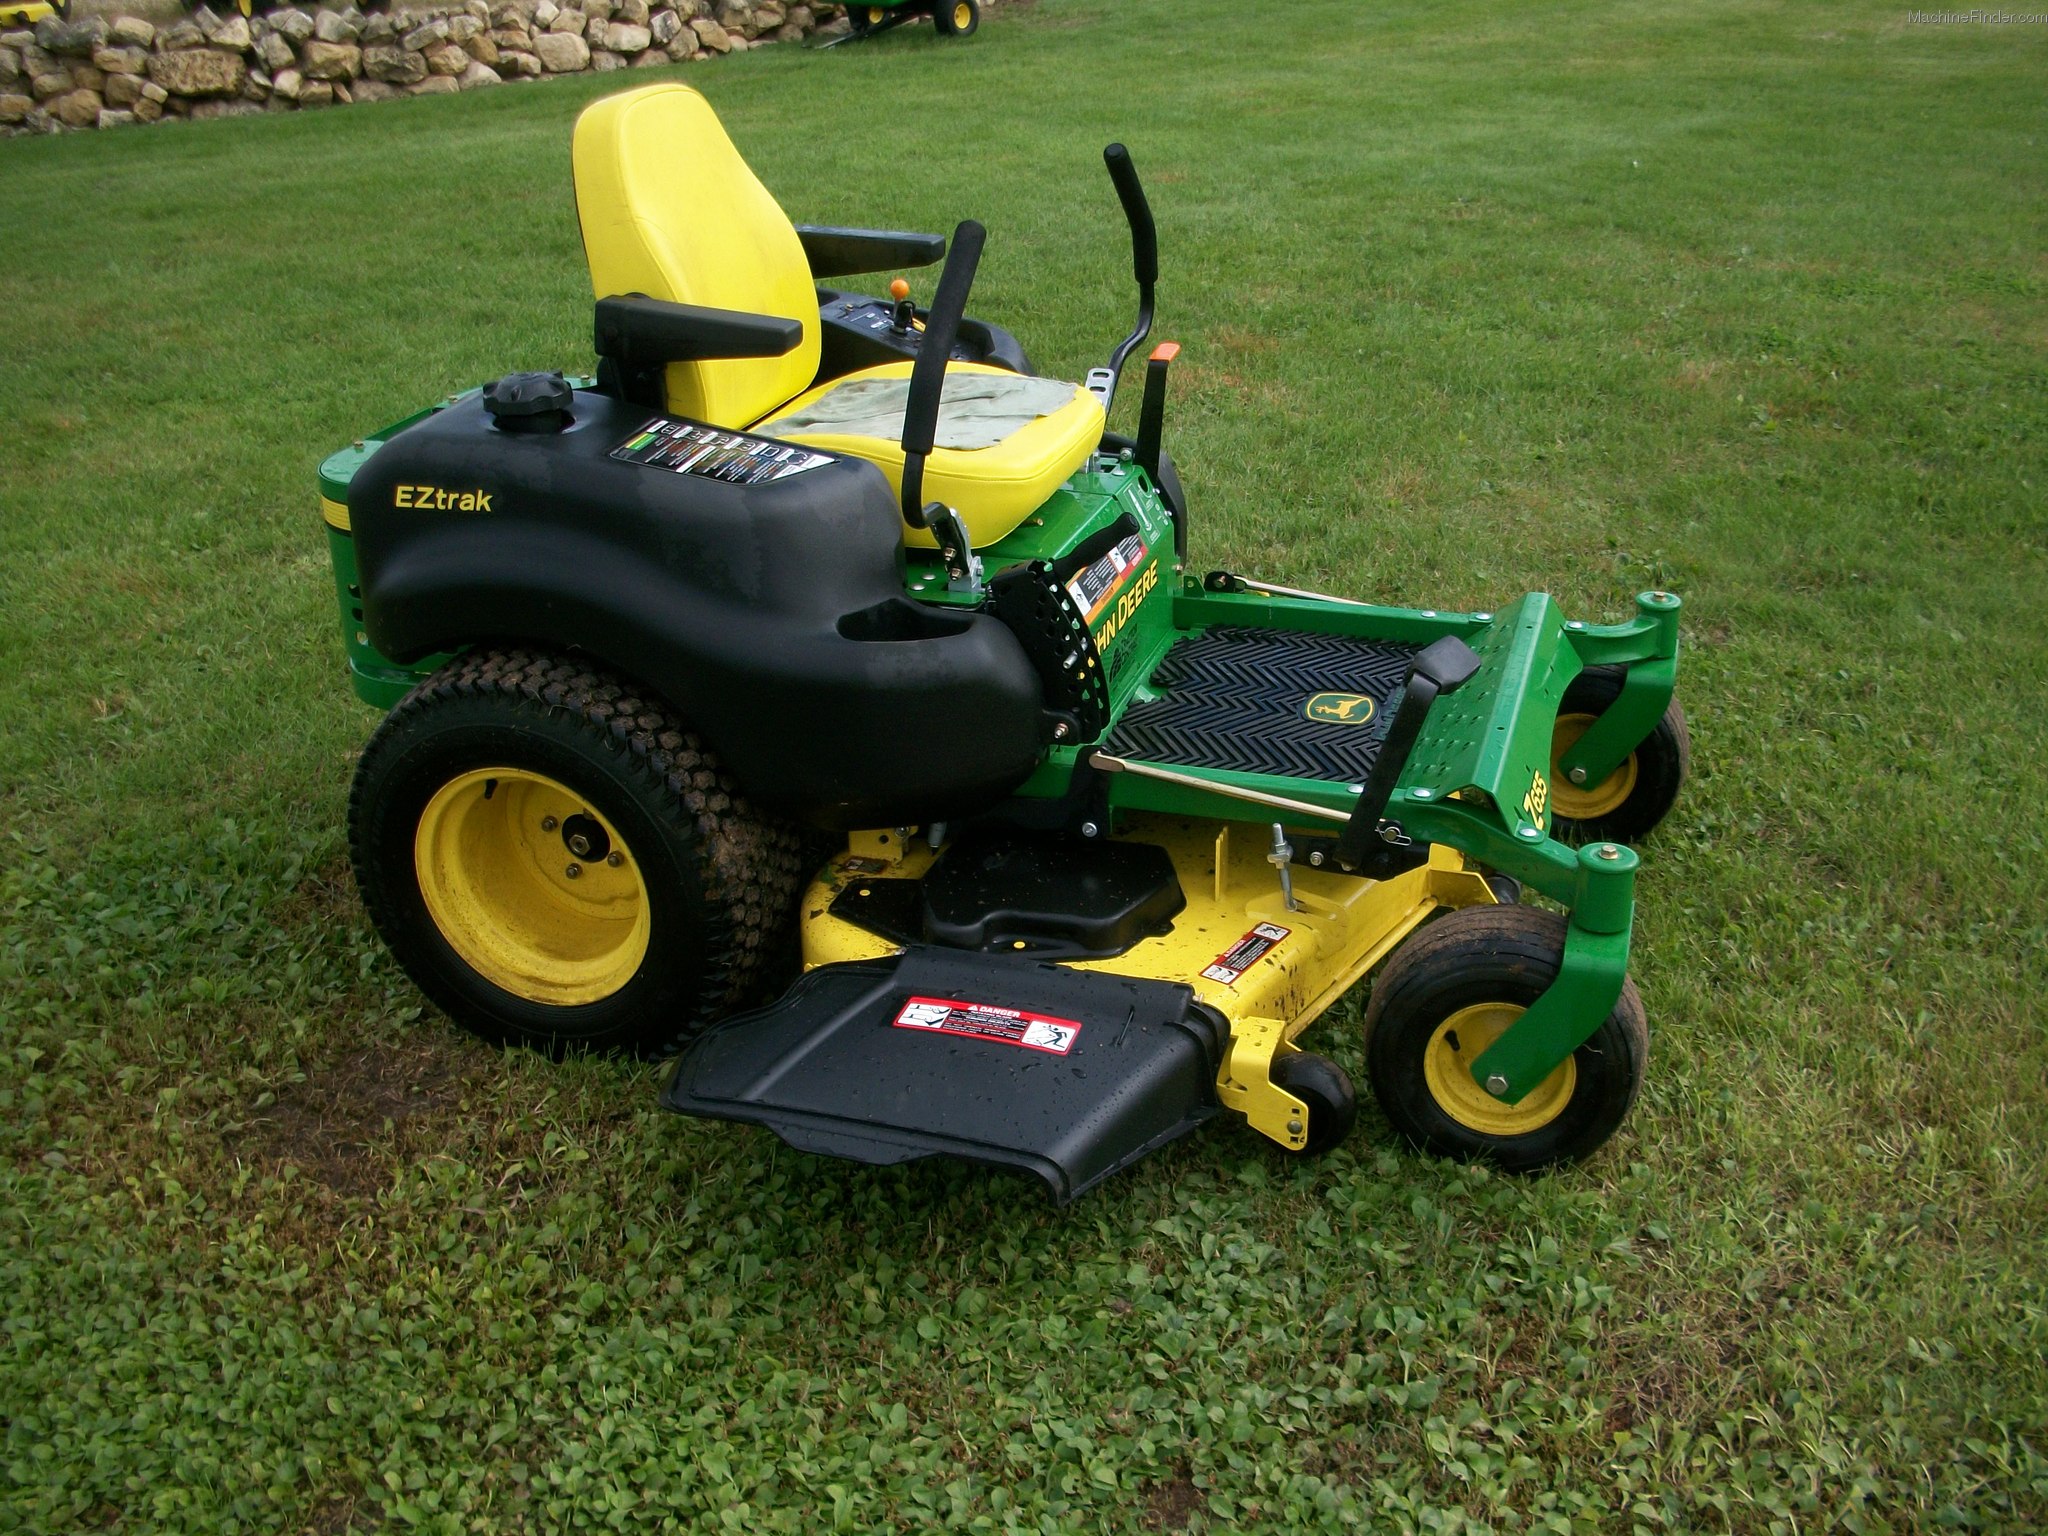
[803,814,1499,1152]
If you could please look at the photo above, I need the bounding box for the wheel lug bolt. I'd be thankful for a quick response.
[1485,1074,1510,1096]
[607,851,625,868]
[569,833,592,857]
[541,815,558,832]
[565,862,582,879]
[1568,767,1588,785]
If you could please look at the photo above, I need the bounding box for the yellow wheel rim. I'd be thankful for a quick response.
[1550,712,1638,821]
[1422,1003,1576,1137]
[869,6,884,20]
[414,768,650,1006]
[952,2,971,26]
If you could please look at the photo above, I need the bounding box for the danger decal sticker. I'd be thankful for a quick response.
[611,417,834,484]
[1201,922,1292,985]
[891,996,1083,1056]
[1064,532,1149,623]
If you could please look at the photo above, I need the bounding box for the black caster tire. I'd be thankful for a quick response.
[1364,906,1647,1171]
[348,648,806,1058]
[1549,665,1690,845]
[1271,1051,1357,1156]
[934,0,978,36]
[848,5,880,35]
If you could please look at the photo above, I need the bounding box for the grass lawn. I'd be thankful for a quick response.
[4,0,2046,1529]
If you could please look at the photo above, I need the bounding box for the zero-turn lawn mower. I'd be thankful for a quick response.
[320,84,1688,1202]
[825,0,980,46]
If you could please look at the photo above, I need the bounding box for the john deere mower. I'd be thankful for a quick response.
[319,85,1688,1201]
[828,0,980,45]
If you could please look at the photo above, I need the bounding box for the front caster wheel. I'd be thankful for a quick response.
[934,0,978,36]
[348,648,805,1057]
[1549,666,1690,845]
[1364,906,1647,1171]
[1272,1051,1357,1156]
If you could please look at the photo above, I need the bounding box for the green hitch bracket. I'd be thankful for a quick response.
[1468,841,1637,1103]
[1557,590,1682,786]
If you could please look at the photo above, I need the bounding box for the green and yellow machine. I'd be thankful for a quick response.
[319,85,1688,1201]
[832,0,980,44]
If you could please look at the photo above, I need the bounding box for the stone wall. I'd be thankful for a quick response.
[0,0,863,134]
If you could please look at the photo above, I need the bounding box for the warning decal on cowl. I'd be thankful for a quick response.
[891,996,1083,1056]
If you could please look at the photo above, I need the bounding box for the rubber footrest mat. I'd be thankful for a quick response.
[1103,625,1419,783]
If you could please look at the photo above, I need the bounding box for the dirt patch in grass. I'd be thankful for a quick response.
[1142,1470,1202,1532]
[242,1039,462,1197]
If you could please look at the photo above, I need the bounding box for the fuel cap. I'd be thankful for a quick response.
[483,371,575,433]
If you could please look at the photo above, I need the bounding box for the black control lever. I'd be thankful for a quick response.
[1333,636,1484,875]
[1089,143,1157,413]
[899,218,985,527]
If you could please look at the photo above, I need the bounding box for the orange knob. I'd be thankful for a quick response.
[889,278,911,301]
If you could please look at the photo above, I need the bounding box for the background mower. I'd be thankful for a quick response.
[825,0,980,45]
[319,84,1688,1202]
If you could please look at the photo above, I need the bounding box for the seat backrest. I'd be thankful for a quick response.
[572,84,820,427]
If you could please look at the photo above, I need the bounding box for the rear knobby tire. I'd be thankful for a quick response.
[1364,906,1647,1171]
[348,648,806,1058]
[1549,666,1690,845]
[934,0,978,36]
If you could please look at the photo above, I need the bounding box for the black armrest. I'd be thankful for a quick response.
[593,294,803,370]
[796,225,947,278]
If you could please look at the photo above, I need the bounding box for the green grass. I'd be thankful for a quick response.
[3,0,2046,1529]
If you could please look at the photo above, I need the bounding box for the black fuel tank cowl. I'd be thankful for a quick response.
[346,387,1047,828]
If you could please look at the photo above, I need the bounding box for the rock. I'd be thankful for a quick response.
[754,0,784,23]
[402,16,450,48]
[590,46,623,68]
[0,92,29,122]
[132,93,162,121]
[351,76,397,99]
[457,58,500,86]
[726,32,747,48]
[102,70,143,104]
[533,0,558,23]
[420,40,462,73]
[604,20,650,51]
[24,104,55,131]
[445,14,481,41]
[48,86,100,127]
[0,28,30,48]
[188,5,223,36]
[149,48,249,97]
[360,13,395,42]
[156,20,205,50]
[547,8,585,32]
[68,62,103,91]
[300,40,361,79]
[533,27,587,67]
[92,45,147,75]
[34,15,107,56]
[629,45,663,64]
[615,0,649,20]
[464,34,500,62]
[265,6,316,43]
[467,0,492,21]
[0,47,15,84]
[242,73,268,99]
[361,43,426,82]
[269,64,301,97]
[190,98,262,118]
[109,16,155,48]
[488,23,530,48]
[257,31,294,70]
[333,79,353,101]
[501,48,540,73]
[97,106,135,127]
[772,21,801,41]
[582,14,604,42]
[690,16,730,49]
[206,15,252,51]
[30,71,69,99]
[298,78,333,104]
[648,8,679,43]
[787,4,812,27]
[409,73,458,93]
[314,10,359,43]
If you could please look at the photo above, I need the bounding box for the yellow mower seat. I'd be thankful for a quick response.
[758,362,1103,550]
[572,82,1103,550]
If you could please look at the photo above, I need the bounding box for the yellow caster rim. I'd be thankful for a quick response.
[1422,1002,1576,1137]
[869,6,884,21]
[1550,712,1638,821]
[414,768,650,1006]
[952,2,972,26]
